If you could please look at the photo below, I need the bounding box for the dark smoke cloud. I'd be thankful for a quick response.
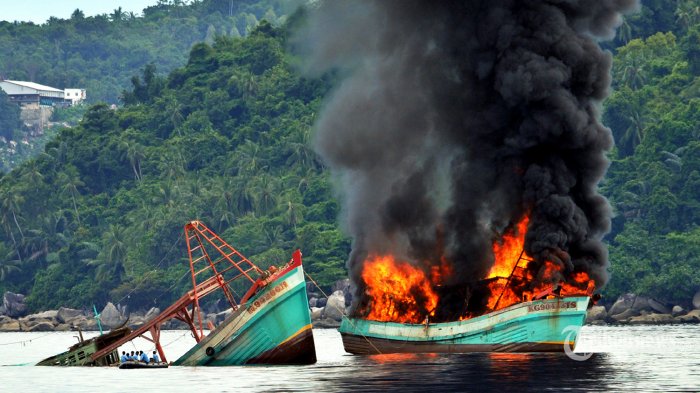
[296,0,638,315]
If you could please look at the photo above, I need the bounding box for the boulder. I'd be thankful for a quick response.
[54,324,71,332]
[309,297,318,308]
[100,302,124,328]
[672,305,685,317]
[310,307,323,321]
[0,304,5,315]
[0,318,20,331]
[26,321,55,332]
[3,292,27,318]
[128,316,146,329]
[648,298,671,315]
[322,291,347,321]
[28,310,58,321]
[675,309,700,323]
[628,313,674,325]
[75,317,98,331]
[630,295,650,312]
[693,289,700,309]
[317,298,327,308]
[57,307,83,324]
[145,307,161,321]
[609,308,639,322]
[332,279,351,294]
[608,293,636,316]
[585,306,607,323]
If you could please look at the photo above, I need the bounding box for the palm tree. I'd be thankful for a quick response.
[120,140,145,181]
[618,19,632,45]
[619,109,647,152]
[0,243,20,282]
[0,189,24,239]
[21,160,44,192]
[253,176,278,214]
[58,170,84,225]
[86,225,128,282]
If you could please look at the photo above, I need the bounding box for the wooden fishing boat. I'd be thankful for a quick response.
[340,296,590,354]
[36,327,131,366]
[86,221,316,366]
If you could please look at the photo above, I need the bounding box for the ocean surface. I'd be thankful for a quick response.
[0,325,698,392]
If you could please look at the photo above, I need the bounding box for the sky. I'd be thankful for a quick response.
[0,0,161,24]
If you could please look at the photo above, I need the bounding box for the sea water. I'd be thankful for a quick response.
[0,326,698,392]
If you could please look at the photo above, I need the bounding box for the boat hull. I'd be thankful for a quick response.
[340,296,589,354]
[173,263,316,366]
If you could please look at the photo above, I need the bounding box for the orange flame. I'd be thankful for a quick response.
[360,214,596,322]
[361,255,438,323]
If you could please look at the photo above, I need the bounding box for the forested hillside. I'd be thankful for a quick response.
[0,19,348,311]
[0,0,297,103]
[0,1,698,312]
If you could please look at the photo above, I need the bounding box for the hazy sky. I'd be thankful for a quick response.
[0,0,161,24]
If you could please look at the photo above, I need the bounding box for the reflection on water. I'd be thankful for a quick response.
[0,326,698,392]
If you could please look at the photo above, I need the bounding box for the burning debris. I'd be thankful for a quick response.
[299,0,638,323]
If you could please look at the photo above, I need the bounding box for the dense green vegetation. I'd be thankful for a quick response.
[0,90,21,140]
[0,19,348,311]
[0,0,296,103]
[602,2,700,304]
[0,0,698,312]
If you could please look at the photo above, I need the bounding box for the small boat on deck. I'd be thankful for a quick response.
[119,361,169,369]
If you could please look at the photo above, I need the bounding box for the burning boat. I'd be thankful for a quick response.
[339,216,596,354]
[51,221,315,366]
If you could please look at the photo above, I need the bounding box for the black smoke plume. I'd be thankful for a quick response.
[297,0,638,318]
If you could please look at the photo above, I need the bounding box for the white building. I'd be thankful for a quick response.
[64,88,86,105]
[0,80,65,107]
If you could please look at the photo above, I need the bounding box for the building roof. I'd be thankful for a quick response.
[1,80,64,93]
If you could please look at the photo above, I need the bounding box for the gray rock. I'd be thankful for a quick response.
[317,298,327,308]
[3,292,27,318]
[322,291,347,321]
[672,305,685,317]
[610,308,639,322]
[26,321,55,332]
[310,307,323,321]
[307,291,321,299]
[648,298,671,315]
[344,292,353,307]
[57,307,83,324]
[308,297,318,308]
[145,307,161,321]
[75,317,98,331]
[128,316,146,329]
[0,305,5,315]
[54,323,71,332]
[675,309,700,323]
[332,279,351,294]
[630,295,650,312]
[628,313,674,325]
[28,310,58,321]
[608,293,636,316]
[0,319,20,331]
[693,289,700,309]
[100,302,124,328]
[585,305,607,323]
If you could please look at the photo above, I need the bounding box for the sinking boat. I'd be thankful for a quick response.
[55,221,315,366]
[339,296,590,354]
[36,327,131,366]
[173,246,316,365]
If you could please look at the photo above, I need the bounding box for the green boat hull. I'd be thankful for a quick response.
[340,297,590,354]
[174,263,316,366]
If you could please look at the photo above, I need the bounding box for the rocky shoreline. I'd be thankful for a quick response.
[1,285,699,333]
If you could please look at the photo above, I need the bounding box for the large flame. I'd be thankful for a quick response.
[360,214,595,323]
[361,255,438,323]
